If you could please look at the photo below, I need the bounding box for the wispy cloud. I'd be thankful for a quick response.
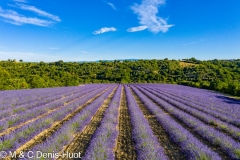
[183,39,205,46]
[102,0,117,10]
[130,0,173,33]
[0,0,60,26]
[49,47,60,50]
[93,27,117,34]
[107,3,116,10]
[16,4,61,22]
[80,51,88,54]
[0,7,53,26]
[183,42,198,46]
[127,26,148,32]
[13,0,27,3]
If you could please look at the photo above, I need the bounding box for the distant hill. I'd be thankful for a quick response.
[0,58,240,96]
[77,59,140,62]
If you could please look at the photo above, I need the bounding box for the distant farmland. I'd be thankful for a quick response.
[0,84,240,160]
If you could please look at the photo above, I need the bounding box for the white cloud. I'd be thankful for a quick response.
[49,47,60,50]
[93,27,117,34]
[16,4,61,22]
[0,7,53,26]
[130,0,173,33]
[127,26,148,32]
[107,3,116,10]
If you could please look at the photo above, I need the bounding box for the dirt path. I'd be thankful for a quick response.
[114,87,136,160]
[130,88,186,160]
[6,87,110,160]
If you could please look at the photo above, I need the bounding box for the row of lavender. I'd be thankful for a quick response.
[0,85,110,152]
[0,86,83,113]
[0,86,83,108]
[0,85,102,112]
[137,84,240,130]
[124,86,168,159]
[82,85,221,160]
[134,84,240,159]
[0,85,104,132]
[52,85,169,160]
[141,85,240,133]
[144,84,240,118]
[150,87,240,125]
[145,87,240,140]
[14,85,171,160]
[131,86,221,159]
[83,84,238,159]
[82,85,122,159]
[69,85,169,160]
[29,85,117,159]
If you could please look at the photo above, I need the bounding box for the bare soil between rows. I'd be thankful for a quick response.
[114,87,136,160]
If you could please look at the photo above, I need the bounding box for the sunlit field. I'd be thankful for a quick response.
[1,84,240,159]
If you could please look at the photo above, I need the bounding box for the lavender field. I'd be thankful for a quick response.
[0,84,240,160]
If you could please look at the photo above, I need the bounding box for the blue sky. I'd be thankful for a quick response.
[0,0,239,62]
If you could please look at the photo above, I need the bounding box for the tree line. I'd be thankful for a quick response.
[0,58,240,96]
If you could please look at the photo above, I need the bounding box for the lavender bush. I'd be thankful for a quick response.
[124,86,168,160]
[83,85,122,160]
